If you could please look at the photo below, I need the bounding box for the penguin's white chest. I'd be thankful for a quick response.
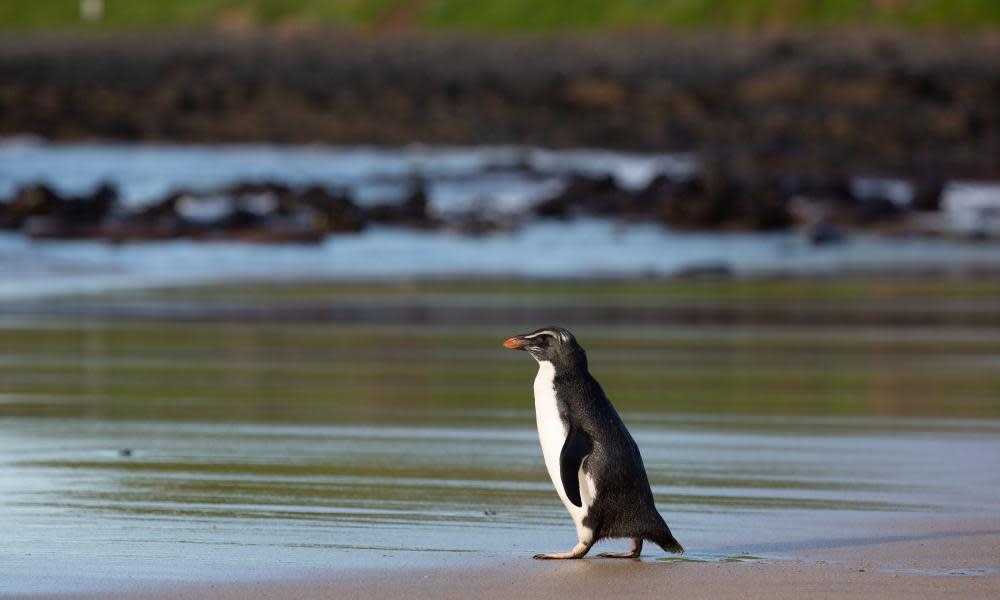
[533,362,594,533]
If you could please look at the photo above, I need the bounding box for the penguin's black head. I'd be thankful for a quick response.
[503,326,587,370]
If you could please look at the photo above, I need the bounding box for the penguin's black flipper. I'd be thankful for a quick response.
[559,425,593,507]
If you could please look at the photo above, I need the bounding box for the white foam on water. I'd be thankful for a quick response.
[1,141,999,300]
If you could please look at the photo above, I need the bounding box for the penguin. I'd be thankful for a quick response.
[503,326,683,559]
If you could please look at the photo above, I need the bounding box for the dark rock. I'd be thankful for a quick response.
[912,177,945,212]
[1,184,63,229]
[534,168,794,232]
[631,174,674,215]
[401,184,430,221]
[136,192,182,221]
[443,211,514,236]
[809,219,847,246]
[660,176,725,229]
[295,185,366,233]
[63,182,117,223]
[225,181,294,199]
[780,175,855,204]
[745,180,795,230]
[99,182,354,242]
[534,174,633,218]
[367,178,435,228]
[12,182,118,238]
[115,192,193,239]
[24,216,97,239]
[660,172,793,231]
[853,196,903,224]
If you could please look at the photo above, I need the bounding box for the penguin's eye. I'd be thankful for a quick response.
[527,331,558,343]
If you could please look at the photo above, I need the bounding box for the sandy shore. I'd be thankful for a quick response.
[30,516,996,600]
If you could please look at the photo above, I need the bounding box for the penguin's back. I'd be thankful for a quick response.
[584,429,670,541]
[566,373,681,549]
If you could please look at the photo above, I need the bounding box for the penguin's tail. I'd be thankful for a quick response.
[653,531,684,554]
[650,519,684,554]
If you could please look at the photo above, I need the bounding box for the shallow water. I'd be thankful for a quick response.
[2,312,999,595]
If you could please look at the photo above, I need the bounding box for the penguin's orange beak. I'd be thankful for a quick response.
[503,335,529,350]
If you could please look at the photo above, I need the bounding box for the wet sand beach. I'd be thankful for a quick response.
[2,278,999,599]
[36,517,1000,600]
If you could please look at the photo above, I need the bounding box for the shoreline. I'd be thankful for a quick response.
[25,515,1000,600]
[3,225,1000,307]
[4,267,1000,326]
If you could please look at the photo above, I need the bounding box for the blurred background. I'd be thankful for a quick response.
[1,2,999,595]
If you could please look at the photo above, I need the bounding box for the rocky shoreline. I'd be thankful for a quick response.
[2,30,997,243]
[1,30,998,180]
[0,164,961,243]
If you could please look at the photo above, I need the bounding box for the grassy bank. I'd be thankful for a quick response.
[2,0,1000,32]
[119,277,1000,304]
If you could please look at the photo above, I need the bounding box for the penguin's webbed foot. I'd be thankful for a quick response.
[596,538,643,559]
[532,541,592,560]
[532,552,583,560]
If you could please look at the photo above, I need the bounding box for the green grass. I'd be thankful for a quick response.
[2,0,999,32]
[107,276,1000,303]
